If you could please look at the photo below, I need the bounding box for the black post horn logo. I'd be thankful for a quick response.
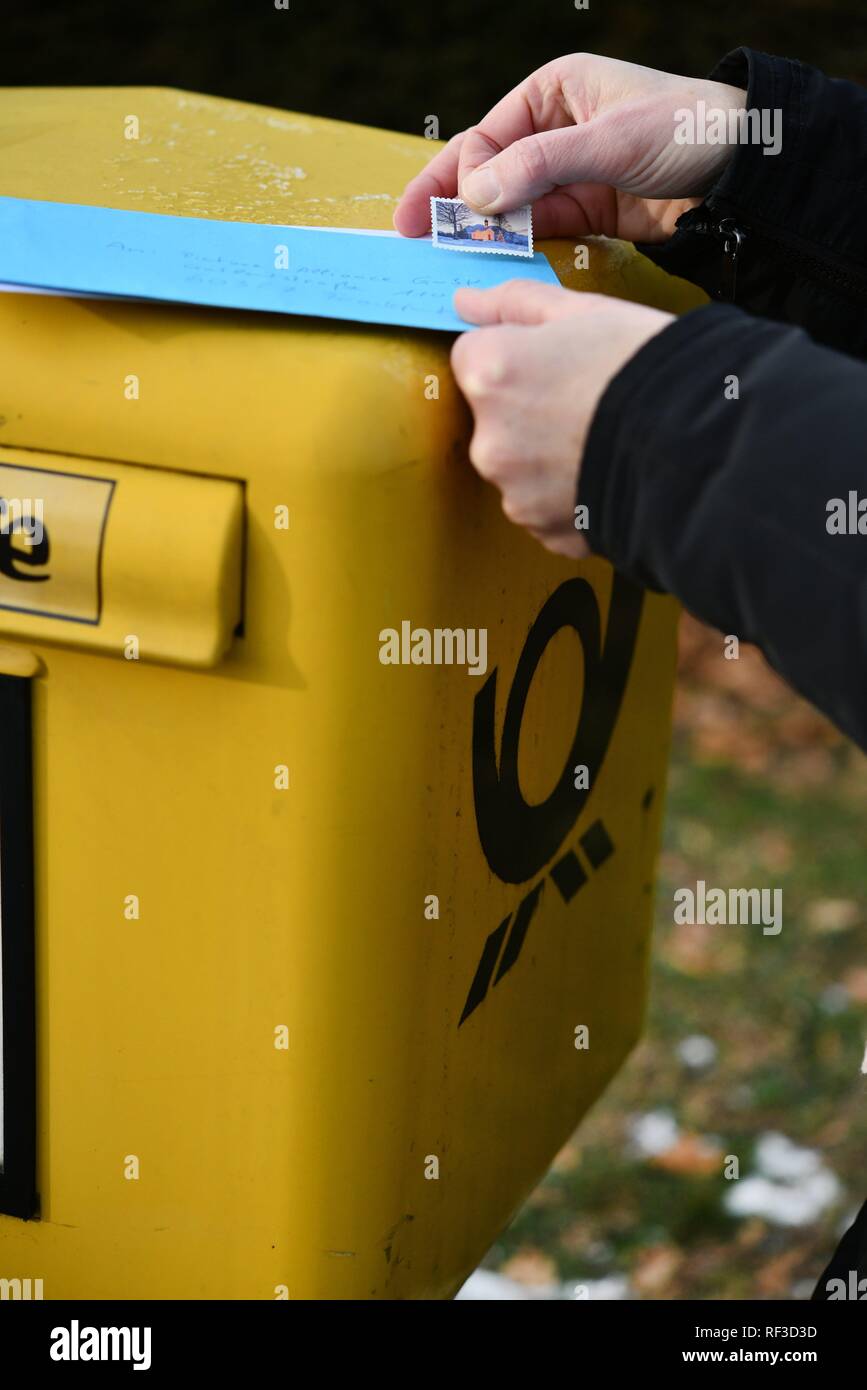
[472,573,645,885]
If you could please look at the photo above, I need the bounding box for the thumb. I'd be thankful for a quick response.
[459,124,624,214]
[454,279,581,327]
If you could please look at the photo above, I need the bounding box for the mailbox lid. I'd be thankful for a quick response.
[0,87,703,482]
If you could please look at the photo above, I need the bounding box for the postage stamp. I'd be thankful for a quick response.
[430,197,533,257]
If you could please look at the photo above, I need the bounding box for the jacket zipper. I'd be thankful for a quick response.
[676,201,867,305]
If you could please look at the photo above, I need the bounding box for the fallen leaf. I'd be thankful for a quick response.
[651,1133,724,1176]
[806,899,861,934]
[632,1244,683,1295]
[500,1249,558,1288]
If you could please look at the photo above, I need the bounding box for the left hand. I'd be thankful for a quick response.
[451,280,673,556]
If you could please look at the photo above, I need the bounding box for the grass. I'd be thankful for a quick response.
[488,617,867,1299]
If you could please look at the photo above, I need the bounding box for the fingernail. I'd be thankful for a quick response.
[461,167,501,210]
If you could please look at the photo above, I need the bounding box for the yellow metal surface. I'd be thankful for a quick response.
[0,87,698,1299]
[0,448,242,666]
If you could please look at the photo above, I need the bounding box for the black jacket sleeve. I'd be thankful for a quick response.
[579,303,867,753]
[638,48,867,357]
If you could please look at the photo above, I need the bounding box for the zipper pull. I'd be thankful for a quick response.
[717,218,745,304]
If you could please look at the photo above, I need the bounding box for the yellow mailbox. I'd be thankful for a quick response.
[0,87,699,1299]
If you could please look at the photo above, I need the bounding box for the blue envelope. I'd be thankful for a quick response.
[0,196,562,333]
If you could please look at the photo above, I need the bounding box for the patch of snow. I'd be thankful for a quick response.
[456,1270,535,1300]
[566,1276,630,1301]
[725,1171,841,1227]
[456,1270,631,1301]
[629,1109,680,1157]
[677,1035,718,1070]
[724,1134,842,1228]
[756,1133,823,1182]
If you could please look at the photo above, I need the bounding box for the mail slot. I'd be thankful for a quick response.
[0,85,700,1298]
[0,449,242,667]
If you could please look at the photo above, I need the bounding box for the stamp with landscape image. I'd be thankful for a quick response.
[430,196,533,257]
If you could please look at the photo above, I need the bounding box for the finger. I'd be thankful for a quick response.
[531,182,624,238]
[456,63,576,205]
[523,184,612,239]
[393,132,465,236]
[459,123,627,215]
[450,323,516,398]
[396,65,571,232]
[527,186,701,243]
[531,527,590,560]
[454,279,582,327]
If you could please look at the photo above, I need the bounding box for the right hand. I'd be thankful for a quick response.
[394,53,747,244]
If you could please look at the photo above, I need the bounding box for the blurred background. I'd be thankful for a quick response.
[3,0,867,133]
[470,619,867,1300]
[5,0,866,1299]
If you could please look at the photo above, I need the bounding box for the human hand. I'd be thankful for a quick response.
[450,279,673,557]
[395,53,746,243]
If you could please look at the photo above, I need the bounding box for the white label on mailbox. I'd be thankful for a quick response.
[0,462,114,625]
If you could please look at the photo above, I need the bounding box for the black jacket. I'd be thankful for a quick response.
[580,46,867,755]
[579,47,867,1299]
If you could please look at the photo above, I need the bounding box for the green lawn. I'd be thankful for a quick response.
[489,619,867,1299]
